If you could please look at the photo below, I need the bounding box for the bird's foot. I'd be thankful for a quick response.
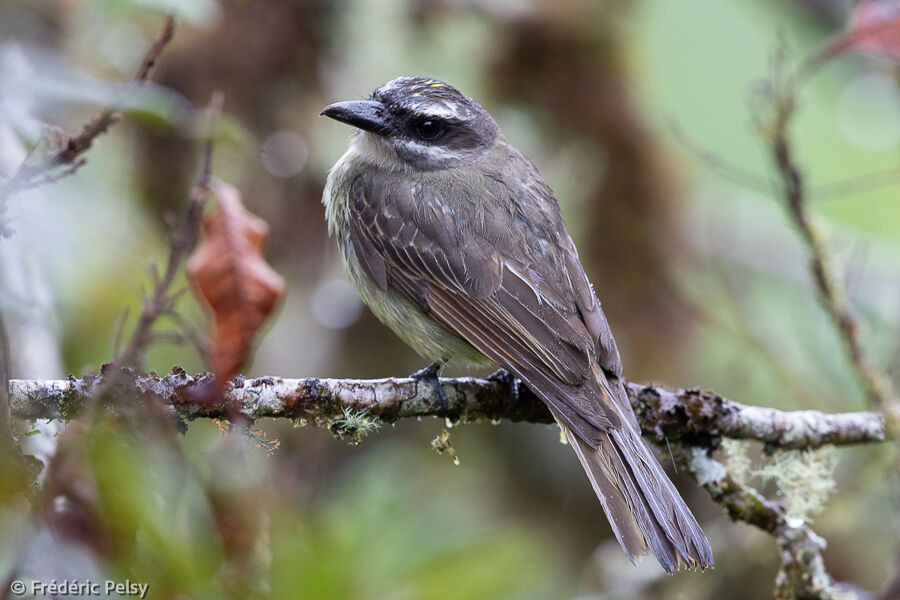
[488,368,521,403]
[410,362,449,412]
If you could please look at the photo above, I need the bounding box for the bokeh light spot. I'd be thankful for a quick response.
[836,73,900,152]
[310,278,363,330]
[261,130,309,178]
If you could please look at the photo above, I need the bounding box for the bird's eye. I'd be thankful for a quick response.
[413,119,444,141]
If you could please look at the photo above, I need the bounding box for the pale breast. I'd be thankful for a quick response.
[322,148,491,367]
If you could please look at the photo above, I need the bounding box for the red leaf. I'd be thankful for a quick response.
[186,181,285,384]
[849,0,900,58]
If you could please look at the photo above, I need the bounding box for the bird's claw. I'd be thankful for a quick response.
[488,368,521,403]
[410,362,449,412]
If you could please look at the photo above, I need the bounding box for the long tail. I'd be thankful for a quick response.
[563,423,714,573]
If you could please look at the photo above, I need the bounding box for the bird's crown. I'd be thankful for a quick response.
[371,76,485,124]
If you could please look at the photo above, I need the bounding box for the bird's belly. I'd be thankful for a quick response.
[341,238,491,367]
[322,147,488,367]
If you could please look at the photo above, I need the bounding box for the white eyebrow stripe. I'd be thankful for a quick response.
[415,103,461,120]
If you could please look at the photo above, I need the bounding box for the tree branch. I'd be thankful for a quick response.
[759,48,900,435]
[6,371,885,449]
[631,383,885,450]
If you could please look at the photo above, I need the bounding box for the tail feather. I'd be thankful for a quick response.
[564,423,714,572]
[566,427,647,561]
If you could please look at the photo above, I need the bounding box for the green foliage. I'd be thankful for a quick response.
[1,415,563,600]
[269,444,560,600]
[87,0,220,25]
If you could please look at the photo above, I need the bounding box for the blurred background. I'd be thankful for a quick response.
[0,0,898,598]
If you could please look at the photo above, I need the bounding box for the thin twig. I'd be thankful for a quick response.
[168,310,211,365]
[114,91,223,369]
[767,92,900,432]
[812,167,900,203]
[0,16,176,203]
[763,39,900,597]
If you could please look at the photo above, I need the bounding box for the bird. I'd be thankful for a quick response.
[320,76,713,572]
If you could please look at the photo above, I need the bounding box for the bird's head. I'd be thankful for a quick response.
[321,76,500,171]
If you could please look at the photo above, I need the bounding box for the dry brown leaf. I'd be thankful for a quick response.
[186,181,285,384]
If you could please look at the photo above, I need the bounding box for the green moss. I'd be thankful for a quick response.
[57,381,87,421]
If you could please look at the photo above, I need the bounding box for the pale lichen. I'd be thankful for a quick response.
[687,446,727,486]
[721,439,753,485]
[329,407,381,443]
[755,447,839,523]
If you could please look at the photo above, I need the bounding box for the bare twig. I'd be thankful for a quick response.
[813,167,900,203]
[167,311,211,365]
[758,36,900,597]
[0,16,176,204]
[114,91,223,369]
[766,88,900,432]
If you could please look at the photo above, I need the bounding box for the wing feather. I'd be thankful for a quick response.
[347,172,621,439]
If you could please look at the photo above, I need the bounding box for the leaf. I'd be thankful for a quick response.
[799,0,900,79]
[848,0,900,59]
[186,181,284,384]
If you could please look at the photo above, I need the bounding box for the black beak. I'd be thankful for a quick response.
[320,100,391,135]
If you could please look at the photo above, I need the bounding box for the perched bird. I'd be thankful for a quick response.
[320,76,713,572]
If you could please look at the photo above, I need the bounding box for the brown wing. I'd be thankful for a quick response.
[346,165,627,444]
[559,231,640,430]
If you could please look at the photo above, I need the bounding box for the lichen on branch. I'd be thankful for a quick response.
[7,369,886,450]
